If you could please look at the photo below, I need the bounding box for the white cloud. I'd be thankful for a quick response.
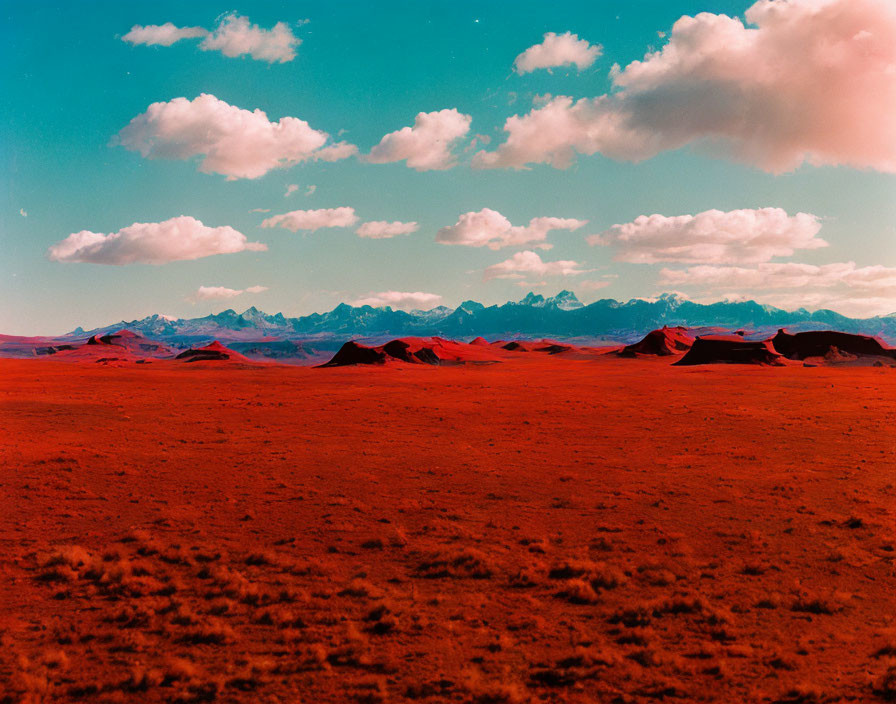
[514,31,602,74]
[366,109,472,171]
[437,208,587,250]
[659,261,896,317]
[660,261,896,292]
[579,279,613,291]
[122,22,208,47]
[483,250,587,281]
[352,291,443,310]
[122,15,299,63]
[48,216,266,265]
[194,284,269,300]
[115,94,353,180]
[588,208,826,264]
[261,207,358,232]
[19,208,27,217]
[249,208,271,213]
[356,221,419,239]
[285,184,299,197]
[476,0,896,172]
[200,14,299,63]
[305,185,316,196]
[314,142,359,162]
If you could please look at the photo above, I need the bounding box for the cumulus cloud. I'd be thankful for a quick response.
[194,285,269,300]
[261,207,358,232]
[122,22,208,47]
[483,250,587,281]
[285,184,299,197]
[352,291,443,310]
[47,216,266,265]
[366,109,472,171]
[115,94,353,179]
[589,208,826,264]
[476,0,896,172]
[514,31,602,74]
[356,221,419,239]
[437,208,587,250]
[659,261,896,317]
[200,14,299,63]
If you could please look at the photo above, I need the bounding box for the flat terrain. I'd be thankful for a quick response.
[1,357,895,703]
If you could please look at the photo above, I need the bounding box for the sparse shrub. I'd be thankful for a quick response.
[548,559,624,591]
[609,604,653,627]
[177,618,235,645]
[755,592,783,609]
[327,625,372,668]
[465,669,525,703]
[616,627,654,646]
[364,601,399,634]
[557,578,600,604]
[388,527,409,548]
[41,545,92,570]
[509,566,540,588]
[41,649,69,670]
[339,578,384,599]
[791,596,837,615]
[255,607,306,629]
[655,594,708,616]
[637,564,677,586]
[245,551,277,566]
[873,664,896,700]
[122,666,165,691]
[417,548,493,579]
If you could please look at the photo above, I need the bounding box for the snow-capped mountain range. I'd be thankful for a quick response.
[67,291,896,344]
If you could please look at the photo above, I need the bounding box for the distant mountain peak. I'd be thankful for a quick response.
[546,290,583,310]
[518,292,546,307]
[656,292,687,307]
[457,300,485,315]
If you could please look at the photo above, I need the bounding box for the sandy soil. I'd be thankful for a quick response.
[1,357,895,703]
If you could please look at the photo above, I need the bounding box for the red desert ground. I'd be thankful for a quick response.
[2,326,896,703]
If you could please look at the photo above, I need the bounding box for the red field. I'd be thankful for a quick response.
[2,357,895,703]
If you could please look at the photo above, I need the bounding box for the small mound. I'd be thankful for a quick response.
[85,329,171,357]
[673,336,786,366]
[318,341,388,367]
[619,327,694,357]
[469,337,490,347]
[319,337,504,367]
[771,329,896,361]
[500,339,572,354]
[534,344,572,355]
[175,341,251,363]
[502,341,527,351]
[87,329,139,346]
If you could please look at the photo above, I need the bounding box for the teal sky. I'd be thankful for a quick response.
[2,0,895,334]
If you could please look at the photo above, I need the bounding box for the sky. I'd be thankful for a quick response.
[2,0,895,335]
